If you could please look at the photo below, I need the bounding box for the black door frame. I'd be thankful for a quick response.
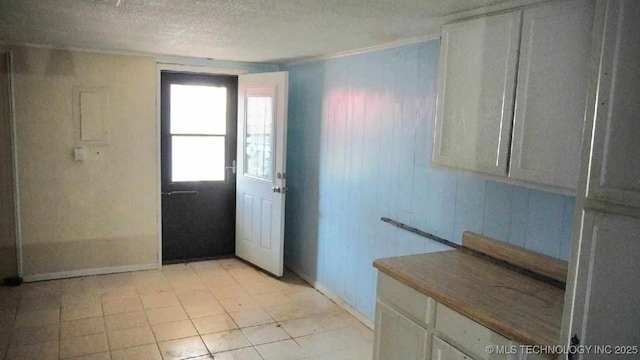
[156,65,241,265]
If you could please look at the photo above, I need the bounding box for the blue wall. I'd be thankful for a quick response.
[283,40,575,321]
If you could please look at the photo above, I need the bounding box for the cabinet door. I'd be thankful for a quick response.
[566,210,640,357]
[374,301,429,360]
[509,0,594,191]
[433,11,521,176]
[586,0,640,207]
[431,336,472,360]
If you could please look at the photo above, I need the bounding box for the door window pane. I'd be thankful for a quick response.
[170,84,227,135]
[245,96,273,180]
[172,136,225,182]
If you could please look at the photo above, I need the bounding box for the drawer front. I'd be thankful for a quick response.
[377,273,433,327]
[432,335,472,360]
[435,304,510,360]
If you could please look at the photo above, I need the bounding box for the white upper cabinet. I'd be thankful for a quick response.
[509,0,594,190]
[433,11,521,177]
[587,0,640,207]
[434,0,595,193]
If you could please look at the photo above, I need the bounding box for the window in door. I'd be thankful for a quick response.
[170,84,228,182]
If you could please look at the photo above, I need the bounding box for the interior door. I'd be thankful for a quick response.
[236,72,288,277]
[161,71,238,263]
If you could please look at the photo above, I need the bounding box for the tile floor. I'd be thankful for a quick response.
[0,258,373,360]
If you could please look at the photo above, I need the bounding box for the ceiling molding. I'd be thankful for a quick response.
[281,32,441,67]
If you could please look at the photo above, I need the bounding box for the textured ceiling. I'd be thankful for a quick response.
[0,0,509,63]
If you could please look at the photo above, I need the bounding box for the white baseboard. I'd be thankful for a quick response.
[285,262,374,330]
[22,263,160,282]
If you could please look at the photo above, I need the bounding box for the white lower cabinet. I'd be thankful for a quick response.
[374,301,430,360]
[432,336,472,360]
[374,273,525,360]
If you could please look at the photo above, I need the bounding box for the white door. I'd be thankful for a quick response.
[433,10,521,176]
[235,71,288,277]
[508,0,594,191]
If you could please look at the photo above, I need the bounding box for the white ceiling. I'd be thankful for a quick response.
[0,0,511,63]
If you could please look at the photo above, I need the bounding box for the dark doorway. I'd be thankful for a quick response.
[161,71,238,263]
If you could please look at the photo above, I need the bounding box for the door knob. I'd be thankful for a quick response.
[272,186,281,193]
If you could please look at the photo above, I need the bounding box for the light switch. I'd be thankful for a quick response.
[74,147,86,162]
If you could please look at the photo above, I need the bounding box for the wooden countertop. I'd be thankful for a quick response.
[373,249,565,347]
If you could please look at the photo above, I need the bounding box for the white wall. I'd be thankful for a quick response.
[12,47,158,278]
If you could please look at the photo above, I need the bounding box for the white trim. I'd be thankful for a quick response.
[285,262,375,330]
[22,263,160,282]
[156,63,251,76]
[283,33,440,66]
[155,65,163,268]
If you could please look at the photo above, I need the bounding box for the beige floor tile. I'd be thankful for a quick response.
[145,305,188,325]
[295,326,371,357]
[140,291,180,309]
[158,336,209,360]
[219,296,261,313]
[182,300,226,319]
[170,279,208,293]
[151,319,197,342]
[61,292,102,308]
[18,294,61,312]
[201,329,251,353]
[131,270,167,285]
[242,323,291,345]
[211,285,250,300]
[21,281,62,299]
[107,326,155,351]
[102,296,143,316]
[110,343,162,360]
[9,323,59,347]
[213,347,264,360]
[241,281,283,296]
[0,324,12,348]
[189,260,224,270]
[60,332,110,359]
[14,308,59,328]
[301,344,373,360]
[104,311,148,332]
[61,277,100,294]
[162,264,196,278]
[251,291,294,307]
[265,301,339,323]
[218,258,249,270]
[67,352,111,360]
[202,274,239,290]
[61,302,103,321]
[175,288,216,304]
[97,273,133,290]
[61,317,106,339]
[229,308,275,328]
[135,281,174,296]
[5,340,58,360]
[278,311,355,338]
[192,313,238,335]
[255,339,307,360]
[100,286,138,300]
